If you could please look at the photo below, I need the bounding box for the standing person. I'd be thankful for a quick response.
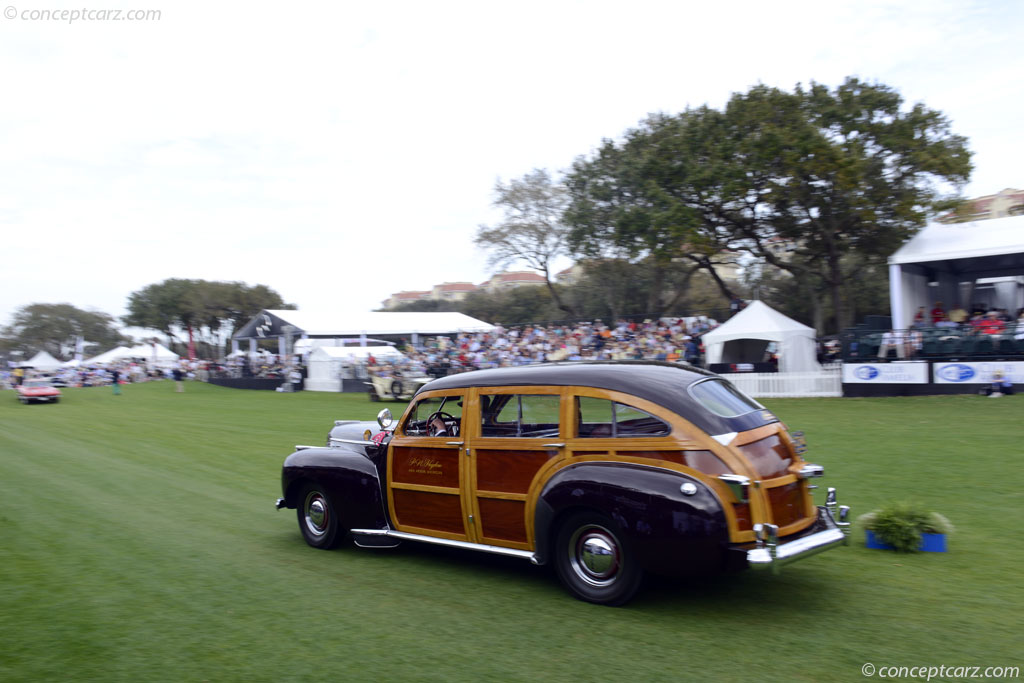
[111,367,121,395]
[172,366,185,393]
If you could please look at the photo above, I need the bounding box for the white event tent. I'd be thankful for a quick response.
[84,343,179,366]
[22,350,64,371]
[702,301,821,373]
[305,345,406,392]
[888,215,1024,329]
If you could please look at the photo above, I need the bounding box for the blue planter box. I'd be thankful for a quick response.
[865,529,947,552]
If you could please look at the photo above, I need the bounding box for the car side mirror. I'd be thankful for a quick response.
[377,408,394,430]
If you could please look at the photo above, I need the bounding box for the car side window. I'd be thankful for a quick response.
[577,396,669,438]
[481,394,560,438]
[403,395,463,437]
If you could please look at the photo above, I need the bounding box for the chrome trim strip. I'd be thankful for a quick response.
[328,437,377,447]
[350,529,539,564]
[294,444,319,451]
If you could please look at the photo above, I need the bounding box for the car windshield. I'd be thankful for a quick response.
[688,378,763,418]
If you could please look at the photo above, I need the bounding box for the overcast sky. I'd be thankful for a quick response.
[1,0,1021,332]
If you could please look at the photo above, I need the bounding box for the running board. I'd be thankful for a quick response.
[350,529,539,564]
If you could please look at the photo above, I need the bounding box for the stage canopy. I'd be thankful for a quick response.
[702,301,821,373]
[888,215,1024,328]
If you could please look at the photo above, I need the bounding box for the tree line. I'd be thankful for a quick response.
[458,78,971,333]
[1,280,292,361]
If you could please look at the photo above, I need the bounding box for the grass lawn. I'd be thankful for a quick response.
[1,381,1021,682]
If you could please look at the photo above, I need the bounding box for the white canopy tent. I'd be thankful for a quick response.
[305,345,406,392]
[21,350,64,371]
[702,301,821,373]
[125,343,179,362]
[888,215,1024,329]
[84,343,179,366]
[83,346,133,365]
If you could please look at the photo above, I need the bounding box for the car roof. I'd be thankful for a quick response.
[419,361,773,436]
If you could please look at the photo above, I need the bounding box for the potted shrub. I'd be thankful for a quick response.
[859,502,954,552]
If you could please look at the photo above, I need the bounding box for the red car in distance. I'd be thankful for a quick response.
[16,377,62,404]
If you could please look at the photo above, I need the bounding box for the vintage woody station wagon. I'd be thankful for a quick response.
[276,361,850,605]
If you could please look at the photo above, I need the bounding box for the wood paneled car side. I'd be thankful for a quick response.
[276,362,850,605]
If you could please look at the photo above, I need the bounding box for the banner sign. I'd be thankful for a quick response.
[932,361,1024,384]
[842,362,929,384]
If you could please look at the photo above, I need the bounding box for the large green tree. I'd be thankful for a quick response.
[0,303,131,359]
[123,279,293,358]
[565,78,972,332]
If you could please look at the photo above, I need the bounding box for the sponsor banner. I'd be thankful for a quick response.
[933,361,1024,384]
[843,362,929,384]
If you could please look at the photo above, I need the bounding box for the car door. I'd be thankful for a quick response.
[466,388,566,550]
[387,390,471,540]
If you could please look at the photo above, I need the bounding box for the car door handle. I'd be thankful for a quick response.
[445,441,464,446]
[542,443,566,448]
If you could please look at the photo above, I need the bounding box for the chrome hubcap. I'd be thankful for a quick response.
[569,525,620,586]
[304,492,329,537]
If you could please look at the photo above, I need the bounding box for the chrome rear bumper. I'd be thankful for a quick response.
[747,488,850,573]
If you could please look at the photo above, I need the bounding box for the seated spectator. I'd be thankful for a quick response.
[907,329,923,358]
[877,329,906,360]
[911,306,927,328]
[947,305,969,326]
[930,301,946,325]
[984,371,1014,397]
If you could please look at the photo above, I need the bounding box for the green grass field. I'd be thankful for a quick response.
[1,381,1021,682]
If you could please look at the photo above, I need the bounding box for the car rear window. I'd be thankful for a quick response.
[688,379,763,418]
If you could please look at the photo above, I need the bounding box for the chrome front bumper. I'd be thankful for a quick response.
[747,488,850,573]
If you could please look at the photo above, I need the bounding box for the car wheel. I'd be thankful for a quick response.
[369,388,379,402]
[553,511,643,606]
[297,483,342,549]
[390,380,403,399]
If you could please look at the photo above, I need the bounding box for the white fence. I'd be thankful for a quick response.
[720,366,842,398]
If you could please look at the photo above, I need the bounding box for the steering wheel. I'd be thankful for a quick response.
[426,411,458,437]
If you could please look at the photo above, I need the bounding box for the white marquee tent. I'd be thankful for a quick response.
[702,301,821,373]
[305,345,405,392]
[21,350,64,371]
[83,346,133,365]
[84,343,179,365]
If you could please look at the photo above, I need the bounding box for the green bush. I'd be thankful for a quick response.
[858,502,954,552]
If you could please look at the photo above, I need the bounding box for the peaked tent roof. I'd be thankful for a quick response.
[22,350,64,370]
[234,310,495,339]
[84,346,134,364]
[702,301,820,373]
[701,300,815,342]
[126,343,179,360]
